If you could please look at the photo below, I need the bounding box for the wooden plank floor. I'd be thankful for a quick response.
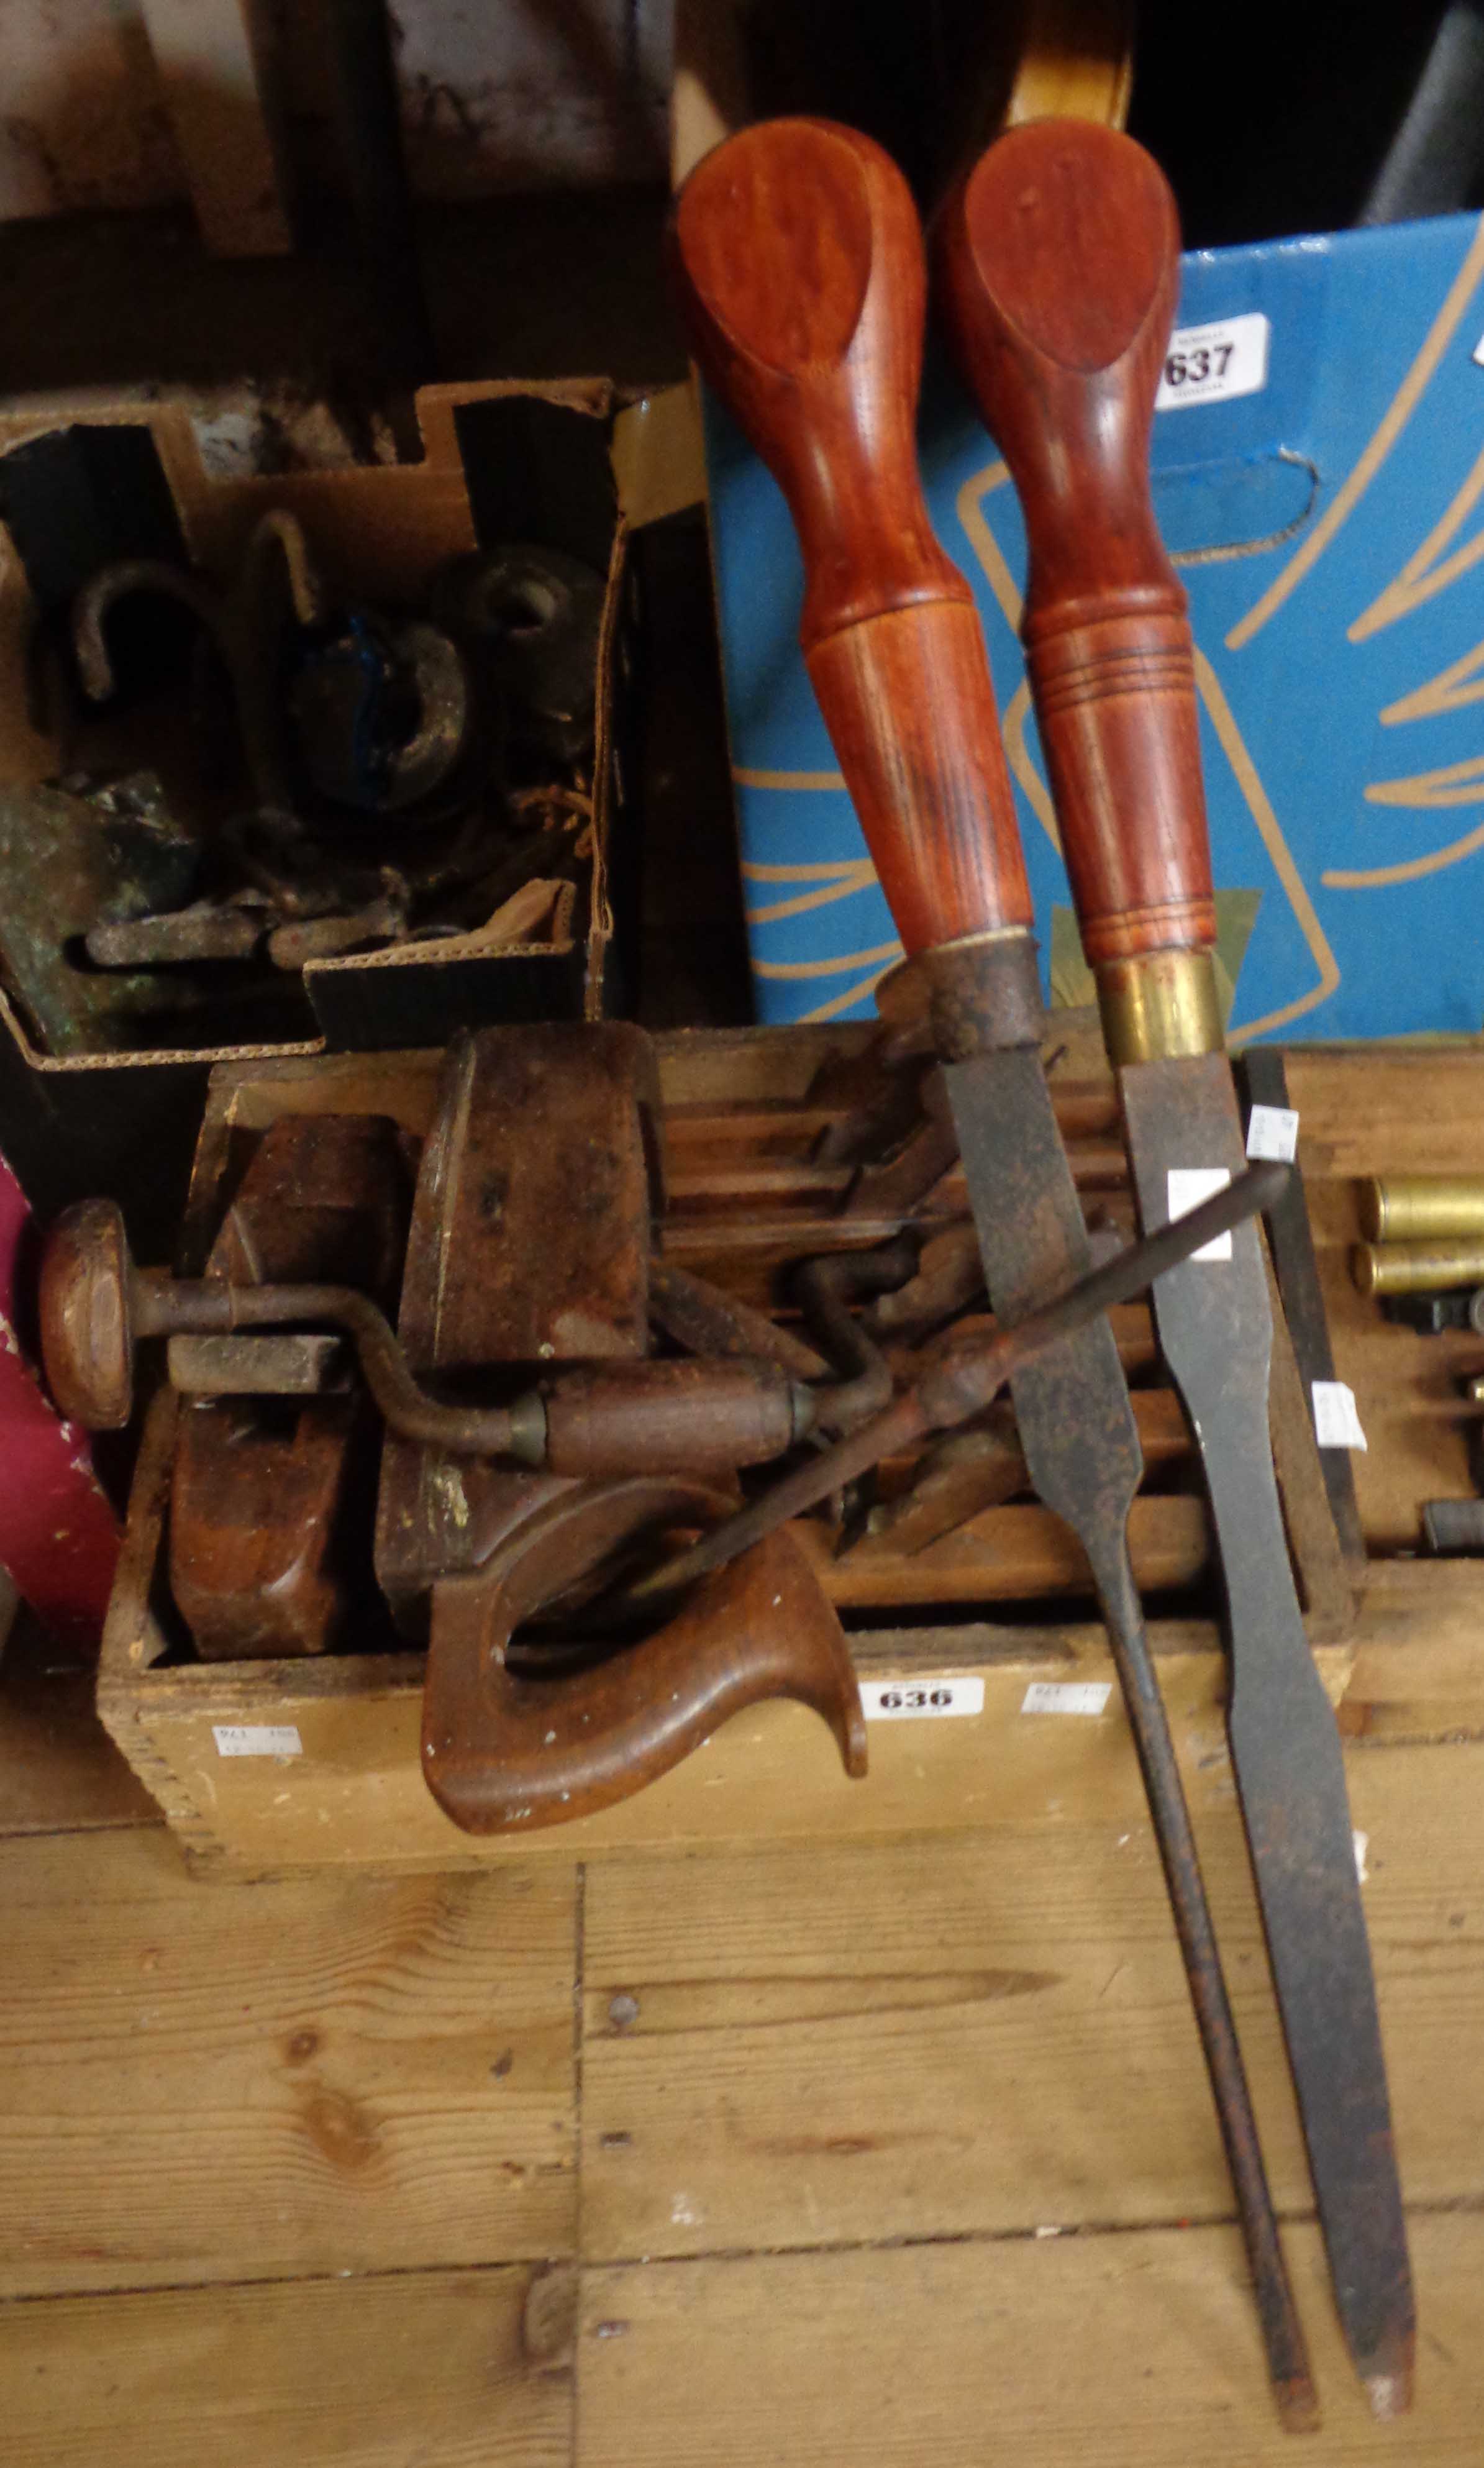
[1,1654,1482,2463]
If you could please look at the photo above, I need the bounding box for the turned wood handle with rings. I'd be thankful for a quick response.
[670,116,1037,1026]
[934,119,1222,1060]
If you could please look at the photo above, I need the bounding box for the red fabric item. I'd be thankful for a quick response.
[0,1158,120,1642]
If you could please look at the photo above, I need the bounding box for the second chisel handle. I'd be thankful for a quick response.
[670,117,1034,962]
[935,119,1217,971]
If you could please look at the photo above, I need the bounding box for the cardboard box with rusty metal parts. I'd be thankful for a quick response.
[0,379,674,1255]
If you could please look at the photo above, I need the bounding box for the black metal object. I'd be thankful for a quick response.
[1239,1047,1366,1568]
[1358,1,1484,224]
[432,545,607,768]
[1381,1289,1484,1335]
[1422,1498,1484,1554]
[1121,1051,1414,2418]
[949,1042,1317,2432]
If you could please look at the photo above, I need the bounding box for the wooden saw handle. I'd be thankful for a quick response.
[934,119,1216,973]
[670,117,1034,962]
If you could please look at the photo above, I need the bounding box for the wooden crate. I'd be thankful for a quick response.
[95,1023,1483,1874]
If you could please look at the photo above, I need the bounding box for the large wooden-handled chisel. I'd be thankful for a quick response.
[670,116,1316,2428]
[935,117,1414,2418]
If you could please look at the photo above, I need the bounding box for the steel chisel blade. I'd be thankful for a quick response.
[945,1047,1143,1531]
[1121,1052,1414,2416]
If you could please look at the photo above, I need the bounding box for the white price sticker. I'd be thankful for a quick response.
[1245,1103,1299,1163]
[212,1724,303,1759]
[1167,1167,1233,1261]
[860,1677,985,1721]
[1022,1681,1113,1718]
[1312,1380,1367,1452]
[1157,312,1270,409]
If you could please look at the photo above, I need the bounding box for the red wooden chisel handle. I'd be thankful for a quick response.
[670,117,1035,990]
[935,121,1221,1054]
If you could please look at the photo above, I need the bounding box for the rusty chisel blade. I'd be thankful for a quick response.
[949,1045,1319,2430]
[1121,1052,1414,2416]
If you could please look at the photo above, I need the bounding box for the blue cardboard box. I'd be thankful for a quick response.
[704,208,1484,1038]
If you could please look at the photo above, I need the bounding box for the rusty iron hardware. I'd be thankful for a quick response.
[866,1222,986,1343]
[430,544,606,769]
[651,1248,919,1437]
[167,1332,348,1395]
[48,512,596,1017]
[75,517,482,831]
[789,1236,921,1432]
[610,1161,1290,1615]
[73,511,324,816]
[0,772,209,1055]
[40,1195,939,1477]
[86,898,267,968]
[288,616,476,818]
[863,1403,1027,1557]
[263,892,408,969]
[649,1260,831,1382]
[808,1041,933,1173]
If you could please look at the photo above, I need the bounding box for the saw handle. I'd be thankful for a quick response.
[934,119,1216,970]
[670,116,1033,960]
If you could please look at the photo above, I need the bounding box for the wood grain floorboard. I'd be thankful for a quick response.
[575,2213,1481,2467]
[0,1829,580,2295]
[579,1744,1484,2260]
[0,2264,572,2468]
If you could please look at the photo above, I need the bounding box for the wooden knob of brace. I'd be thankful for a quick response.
[935,120,1216,972]
[39,1198,136,1429]
[670,117,1034,963]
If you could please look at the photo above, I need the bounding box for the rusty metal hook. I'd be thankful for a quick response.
[73,509,326,816]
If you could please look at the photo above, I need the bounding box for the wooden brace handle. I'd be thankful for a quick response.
[935,119,1216,972]
[670,116,1034,962]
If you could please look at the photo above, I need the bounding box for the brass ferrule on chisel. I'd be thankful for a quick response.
[1096,947,1225,1067]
